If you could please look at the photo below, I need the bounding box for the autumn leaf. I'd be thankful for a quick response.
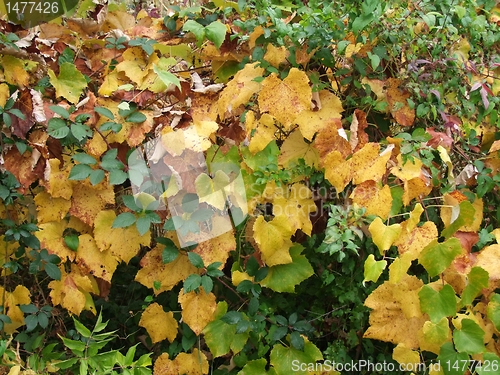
[178,287,217,335]
[75,234,118,282]
[350,181,392,220]
[1,55,32,88]
[263,44,289,67]
[418,317,452,354]
[278,130,320,169]
[258,68,312,130]
[139,303,178,343]
[364,274,426,349]
[153,349,209,375]
[475,244,500,280]
[418,238,463,277]
[253,215,294,266]
[247,112,277,154]
[386,78,415,127]
[42,159,74,200]
[363,254,387,284]
[69,182,115,226]
[391,155,432,206]
[195,170,230,210]
[34,191,71,224]
[48,62,88,104]
[269,337,323,375]
[369,217,402,255]
[0,285,31,334]
[392,344,421,370]
[36,220,76,261]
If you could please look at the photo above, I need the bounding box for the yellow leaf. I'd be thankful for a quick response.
[0,83,9,107]
[386,78,415,127]
[0,235,18,277]
[179,288,217,335]
[323,151,351,192]
[295,90,343,141]
[278,130,320,169]
[392,343,421,368]
[195,170,230,210]
[394,221,438,260]
[98,69,128,96]
[440,192,483,233]
[475,244,500,280]
[7,365,21,375]
[153,349,209,375]
[391,155,432,205]
[369,217,402,255]
[364,274,426,349]
[248,113,276,154]
[218,63,264,118]
[70,182,115,226]
[1,55,31,87]
[351,143,392,185]
[94,210,151,263]
[272,183,317,235]
[253,215,294,266]
[76,234,118,282]
[388,252,414,284]
[350,181,392,220]
[48,63,87,104]
[135,245,198,294]
[192,225,236,267]
[49,264,98,315]
[405,203,424,233]
[232,270,253,286]
[42,159,74,200]
[263,44,289,67]
[139,303,178,343]
[116,47,149,86]
[0,285,30,334]
[258,68,312,130]
[36,221,76,261]
[34,191,71,224]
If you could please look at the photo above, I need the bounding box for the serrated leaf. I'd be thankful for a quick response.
[453,319,485,354]
[237,359,278,375]
[126,112,147,123]
[187,252,204,268]
[184,274,202,293]
[72,153,97,165]
[139,303,178,343]
[270,338,322,375]
[221,311,242,325]
[74,318,92,338]
[289,331,304,351]
[487,294,500,331]
[48,63,87,104]
[44,262,61,280]
[111,212,137,228]
[135,216,151,236]
[49,105,71,119]
[25,314,38,332]
[419,238,462,277]
[47,118,70,139]
[95,106,115,120]
[201,275,214,293]
[437,342,469,375]
[419,284,457,323]
[37,312,48,329]
[89,169,105,185]
[69,164,93,180]
[109,170,128,185]
[20,304,38,314]
[71,123,92,141]
[205,21,227,49]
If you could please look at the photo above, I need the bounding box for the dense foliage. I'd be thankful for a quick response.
[1,0,500,374]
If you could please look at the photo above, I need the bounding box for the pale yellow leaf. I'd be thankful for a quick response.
[253,215,294,266]
[34,191,71,224]
[350,181,392,220]
[278,130,320,169]
[369,217,402,255]
[392,343,421,368]
[264,44,289,67]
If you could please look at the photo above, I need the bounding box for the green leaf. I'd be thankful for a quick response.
[72,153,97,165]
[453,319,485,354]
[419,284,457,323]
[487,293,500,331]
[352,13,375,35]
[205,21,227,49]
[20,304,38,314]
[47,118,70,139]
[95,106,115,120]
[100,121,122,132]
[64,235,79,251]
[69,164,93,180]
[122,195,141,212]
[135,216,151,236]
[237,359,278,375]
[461,267,489,307]
[109,169,128,185]
[270,339,322,375]
[112,212,137,228]
[187,252,204,268]
[183,274,202,293]
[74,318,92,338]
[476,352,500,375]
[289,331,304,351]
[44,262,61,280]
[89,169,105,185]
[418,238,462,277]
[70,123,92,141]
[259,245,313,292]
[48,63,88,104]
[221,311,242,325]
[363,254,386,284]
[37,312,49,329]
[162,243,179,264]
[8,108,25,120]
[153,65,181,90]
[206,262,224,277]
[201,275,213,293]
[25,314,38,332]
[126,111,147,123]
[437,342,469,375]
[182,20,206,46]
[49,105,71,119]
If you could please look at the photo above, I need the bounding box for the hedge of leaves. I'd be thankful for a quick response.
[1,0,500,374]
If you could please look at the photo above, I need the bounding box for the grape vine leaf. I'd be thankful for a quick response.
[369,217,402,255]
[452,318,485,354]
[418,317,452,355]
[419,284,457,323]
[0,285,31,334]
[419,238,463,277]
[269,336,323,375]
[139,303,178,344]
[363,254,387,284]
